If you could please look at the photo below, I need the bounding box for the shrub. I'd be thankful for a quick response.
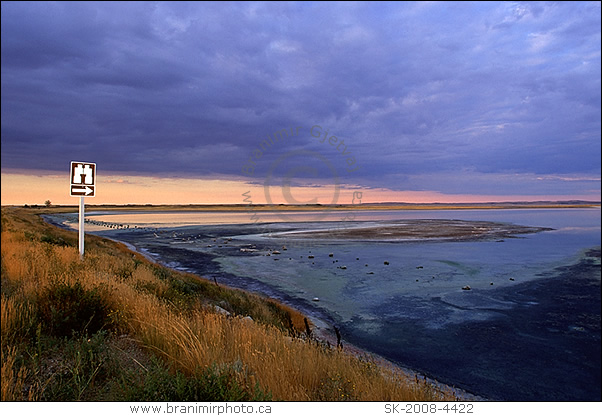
[40,234,70,247]
[36,280,111,337]
[41,331,111,401]
[123,359,271,401]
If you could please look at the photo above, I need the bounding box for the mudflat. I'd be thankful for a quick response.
[269,219,553,241]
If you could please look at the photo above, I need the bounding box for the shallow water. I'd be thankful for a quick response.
[55,208,601,401]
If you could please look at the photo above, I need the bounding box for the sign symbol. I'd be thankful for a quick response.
[73,163,94,184]
[71,186,94,196]
[70,161,96,197]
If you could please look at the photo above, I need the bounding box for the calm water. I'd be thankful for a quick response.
[60,208,601,401]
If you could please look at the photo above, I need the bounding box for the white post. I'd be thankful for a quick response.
[79,196,85,258]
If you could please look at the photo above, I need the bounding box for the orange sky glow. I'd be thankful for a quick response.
[2,171,599,206]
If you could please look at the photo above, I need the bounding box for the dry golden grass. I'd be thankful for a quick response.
[1,347,31,401]
[1,207,455,401]
[128,305,440,400]
[1,295,35,348]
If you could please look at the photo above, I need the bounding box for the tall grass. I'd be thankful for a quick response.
[1,207,455,401]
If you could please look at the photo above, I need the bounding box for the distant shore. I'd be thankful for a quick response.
[11,200,602,213]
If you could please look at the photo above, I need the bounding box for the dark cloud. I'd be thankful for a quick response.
[1,1,600,197]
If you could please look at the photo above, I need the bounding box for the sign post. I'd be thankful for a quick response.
[70,161,96,258]
[79,196,85,256]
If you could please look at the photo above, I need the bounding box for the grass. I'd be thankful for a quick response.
[1,207,456,401]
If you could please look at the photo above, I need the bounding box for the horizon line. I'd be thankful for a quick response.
[5,200,601,208]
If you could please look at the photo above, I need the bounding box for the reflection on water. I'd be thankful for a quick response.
[87,211,259,226]
[57,208,601,401]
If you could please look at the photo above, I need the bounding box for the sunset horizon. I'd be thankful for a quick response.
[2,169,600,207]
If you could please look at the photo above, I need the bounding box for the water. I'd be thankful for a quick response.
[54,208,601,400]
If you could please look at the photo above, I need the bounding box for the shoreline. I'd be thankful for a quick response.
[310,320,485,401]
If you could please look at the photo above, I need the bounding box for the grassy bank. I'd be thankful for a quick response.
[1,207,454,401]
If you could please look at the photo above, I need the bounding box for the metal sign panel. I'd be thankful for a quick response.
[70,161,96,197]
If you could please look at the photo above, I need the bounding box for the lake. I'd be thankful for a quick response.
[52,208,601,401]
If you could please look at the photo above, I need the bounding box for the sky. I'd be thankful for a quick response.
[1,1,601,205]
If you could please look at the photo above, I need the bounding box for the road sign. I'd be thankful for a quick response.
[71,185,95,196]
[69,161,96,258]
[70,161,96,197]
